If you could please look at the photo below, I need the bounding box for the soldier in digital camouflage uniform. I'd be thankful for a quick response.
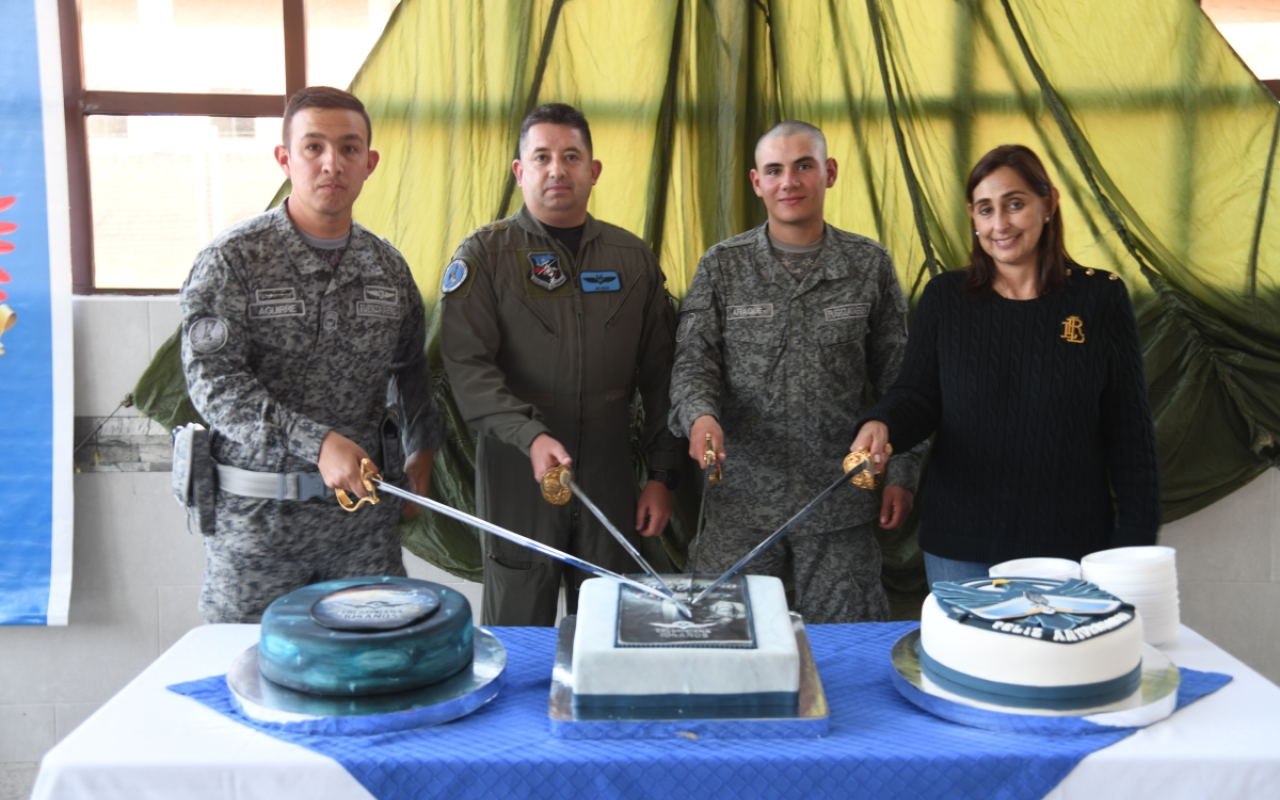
[440,104,681,626]
[670,121,925,624]
[181,88,445,624]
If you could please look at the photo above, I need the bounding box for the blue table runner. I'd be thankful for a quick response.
[170,622,1230,800]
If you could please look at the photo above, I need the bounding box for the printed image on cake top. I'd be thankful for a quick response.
[615,577,755,648]
[310,584,441,632]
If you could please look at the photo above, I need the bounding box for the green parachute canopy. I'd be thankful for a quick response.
[137,0,1280,613]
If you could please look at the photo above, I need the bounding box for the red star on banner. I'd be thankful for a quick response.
[0,192,13,302]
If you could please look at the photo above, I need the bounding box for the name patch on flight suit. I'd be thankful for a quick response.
[727,304,773,320]
[824,304,869,322]
[256,287,297,303]
[249,301,306,319]
[580,271,621,292]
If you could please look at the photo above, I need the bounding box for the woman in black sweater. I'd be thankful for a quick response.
[851,145,1161,585]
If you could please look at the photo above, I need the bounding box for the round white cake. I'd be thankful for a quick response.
[919,576,1144,711]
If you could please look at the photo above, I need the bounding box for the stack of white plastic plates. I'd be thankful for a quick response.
[988,557,1082,581]
[1081,546,1180,646]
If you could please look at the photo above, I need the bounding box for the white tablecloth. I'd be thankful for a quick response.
[31,624,1280,800]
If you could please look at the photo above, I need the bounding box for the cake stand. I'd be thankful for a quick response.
[226,627,505,734]
[548,612,829,739]
[890,628,1180,734]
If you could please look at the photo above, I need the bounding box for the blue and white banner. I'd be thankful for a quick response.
[0,0,74,625]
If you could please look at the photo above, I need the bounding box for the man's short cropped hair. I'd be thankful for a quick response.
[518,103,593,157]
[755,120,827,165]
[282,86,373,148]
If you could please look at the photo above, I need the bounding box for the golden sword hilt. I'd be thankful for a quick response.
[703,432,722,485]
[843,444,892,490]
[541,464,573,505]
[336,458,382,511]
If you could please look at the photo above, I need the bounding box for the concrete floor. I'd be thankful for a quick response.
[0,763,36,800]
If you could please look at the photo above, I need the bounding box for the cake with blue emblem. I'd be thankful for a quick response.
[920,576,1145,711]
[258,576,473,696]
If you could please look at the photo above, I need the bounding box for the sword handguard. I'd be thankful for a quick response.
[843,445,893,490]
[336,458,382,511]
[541,464,573,505]
[703,433,722,485]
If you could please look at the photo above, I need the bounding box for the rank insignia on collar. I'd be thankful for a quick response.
[1060,315,1085,344]
[527,252,566,291]
[580,271,620,292]
[441,259,469,293]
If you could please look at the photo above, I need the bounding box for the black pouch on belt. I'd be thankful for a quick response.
[171,423,217,535]
[379,406,405,482]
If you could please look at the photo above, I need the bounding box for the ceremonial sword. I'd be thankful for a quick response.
[539,465,687,614]
[335,460,690,614]
[688,446,891,607]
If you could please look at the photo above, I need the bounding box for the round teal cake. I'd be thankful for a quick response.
[258,576,474,696]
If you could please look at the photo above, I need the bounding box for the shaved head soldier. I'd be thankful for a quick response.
[669,120,927,623]
[439,103,681,626]
[181,87,445,622]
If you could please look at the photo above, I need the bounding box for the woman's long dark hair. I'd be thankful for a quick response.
[961,145,1073,296]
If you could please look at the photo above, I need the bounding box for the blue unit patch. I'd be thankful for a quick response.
[441,259,469,294]
[580,271,621,293]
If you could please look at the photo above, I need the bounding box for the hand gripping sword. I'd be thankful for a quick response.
[540,465,690,617]
[688,445,892,607]
[335,460,687,611]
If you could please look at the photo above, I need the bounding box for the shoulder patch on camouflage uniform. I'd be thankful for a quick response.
[440,257,476,298]
[189,317,229,354]
[676,312,698,342]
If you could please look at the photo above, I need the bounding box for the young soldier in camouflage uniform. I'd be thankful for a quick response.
[440,104,681,626]
[669,121,925,624]
[181,87,445,623]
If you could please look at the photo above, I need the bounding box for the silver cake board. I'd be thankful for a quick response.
[549,613,829,739]
[890,628,1180,734]
[226,627,505,734]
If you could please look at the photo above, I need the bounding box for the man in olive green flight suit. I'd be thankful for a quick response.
[439,103,682,626]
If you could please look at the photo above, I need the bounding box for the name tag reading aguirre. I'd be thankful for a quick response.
[615,577,756,648]
[249,301,306,318]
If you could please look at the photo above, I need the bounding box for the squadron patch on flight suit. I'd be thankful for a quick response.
[676,313,697,343]
[527,252,567,291]
[189,317,229,354]
[580,271,621,292]
[441,259,469,294]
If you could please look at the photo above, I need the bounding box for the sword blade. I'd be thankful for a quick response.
[689,463,870,606]
[371,479,685,610]
[568,479,687,615]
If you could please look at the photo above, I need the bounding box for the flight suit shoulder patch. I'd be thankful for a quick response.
[440,257,477,298]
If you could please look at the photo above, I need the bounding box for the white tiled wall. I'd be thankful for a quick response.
[0,295,1276,766]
